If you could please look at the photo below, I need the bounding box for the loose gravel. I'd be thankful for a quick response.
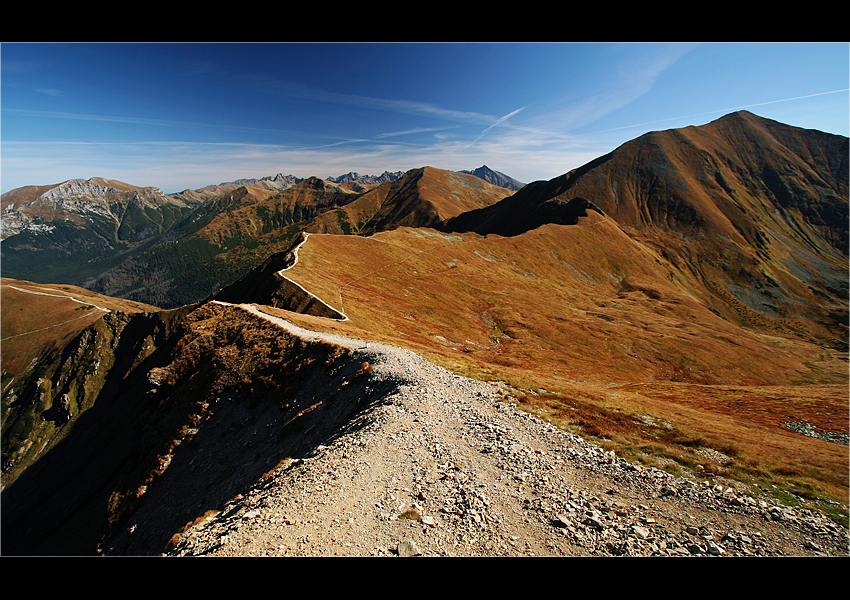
[151,303,850,557]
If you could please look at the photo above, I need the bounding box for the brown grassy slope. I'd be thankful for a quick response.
[1,278,158,380]
[180,178,358,246]
[0,184,61,208]
[442,111,849,352]
[277,221,845,387]
[251,218,848,503]
[306,167,514,236]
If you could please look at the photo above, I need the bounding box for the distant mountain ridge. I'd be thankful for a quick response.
[326,171,406,192]
[460,165,525,190]
[1,164,519,308]
[168,167,513,199]
[168,172,390,204]
[1,177,194,241]
[306,166,514,237]
[1,165,520,242]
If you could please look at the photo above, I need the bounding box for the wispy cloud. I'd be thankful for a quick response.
[376,125,459,139]
[524,43,698,136]
[459,106,528,152]
[241,74,497,126]
[4,108,202,129]
[2,107,363,143]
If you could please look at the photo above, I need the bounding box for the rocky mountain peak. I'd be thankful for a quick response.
[1,178,173,240]
[326,171,405,186]
[460,165,525,190]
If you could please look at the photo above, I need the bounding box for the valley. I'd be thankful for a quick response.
[1,111,847,556]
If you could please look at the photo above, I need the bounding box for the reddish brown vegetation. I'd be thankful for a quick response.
[270,212,848,502]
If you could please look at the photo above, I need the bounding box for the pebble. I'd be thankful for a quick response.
[137,305,849,558]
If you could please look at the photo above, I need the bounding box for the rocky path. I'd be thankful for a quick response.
[162,304,849,557]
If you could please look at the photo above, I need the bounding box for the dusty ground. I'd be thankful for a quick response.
[111,303,849,557]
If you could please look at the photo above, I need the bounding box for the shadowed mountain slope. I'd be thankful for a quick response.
[441,111,849,350]
[1,278,161,490]
[214,233,345,320]
[1,300,374,555]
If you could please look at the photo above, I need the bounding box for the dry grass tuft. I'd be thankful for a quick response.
[355,361,374,379]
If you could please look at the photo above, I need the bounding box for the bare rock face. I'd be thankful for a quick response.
[460,165,525,191]
[43,394,73,425]
[1,178,188,239]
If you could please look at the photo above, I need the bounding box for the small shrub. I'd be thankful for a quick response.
[355,362,373,379]
[165,532,182,551]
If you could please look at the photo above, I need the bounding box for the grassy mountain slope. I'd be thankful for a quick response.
[306,167,514,236]
[1,279,159,486]
[252,214,848,507]
[442,111,849,351]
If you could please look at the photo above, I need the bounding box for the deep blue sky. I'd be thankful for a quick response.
[2,42,848,194]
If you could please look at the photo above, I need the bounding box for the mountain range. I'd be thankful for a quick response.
[1,111,847,556]
[1,166,510,308]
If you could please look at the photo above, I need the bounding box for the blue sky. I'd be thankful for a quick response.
[2,42,848,194]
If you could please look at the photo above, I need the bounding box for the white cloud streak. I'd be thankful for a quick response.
[241,74,498,126]
[521,44,698,137]
[376,126,459,139]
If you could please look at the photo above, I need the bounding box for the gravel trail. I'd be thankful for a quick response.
[163,304,849,557]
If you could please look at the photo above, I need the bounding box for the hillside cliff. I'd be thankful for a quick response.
[1,302,368,555]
